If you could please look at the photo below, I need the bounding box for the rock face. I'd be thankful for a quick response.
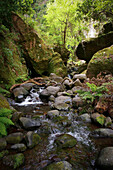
[76,32,113,63]
[96,147,113,169]
[86,46,113,78]
[0,25,28,86]
[12,13,66,77]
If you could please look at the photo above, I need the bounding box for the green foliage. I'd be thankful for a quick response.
[0,0,34,28]
[0,87,10,95]
[14,153,24,169]
[78,0,113,22]
[77,82,108,103]
[0,108,14,137]
[96,115,105,126]
[40,0,88,54]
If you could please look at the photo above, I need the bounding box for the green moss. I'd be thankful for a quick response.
[14,153,25,169]
[0,94,10,109]
[0,150,9,160]
[87,46,113,78]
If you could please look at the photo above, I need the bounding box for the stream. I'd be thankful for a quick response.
[2,87,113,170]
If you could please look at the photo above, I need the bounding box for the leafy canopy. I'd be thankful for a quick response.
[77,0,113,22]
[42,0,88,52]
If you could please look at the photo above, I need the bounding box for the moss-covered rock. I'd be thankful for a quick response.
[3,153,25,169]
[0,150,9,160]
[0,25,28,87]
[55,134,77,148]
[76,32,113,63]
[49,52,67,77]
[46,161,72,170]
[25,131,41,148]
[86,45,113,78]
[0,94,10,109]
[12,13,67,77]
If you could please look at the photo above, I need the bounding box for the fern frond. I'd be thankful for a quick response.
[0,117,14,125]
[0,122,7,136]
[0,108,13,117]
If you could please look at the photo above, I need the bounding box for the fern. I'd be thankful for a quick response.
[0,117,14,126]
[77,83,108,103]
[0,108,13,117]
[0,122,7,136]
[0,108,14,137]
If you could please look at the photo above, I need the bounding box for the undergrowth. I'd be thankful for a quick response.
[0,108,14,137]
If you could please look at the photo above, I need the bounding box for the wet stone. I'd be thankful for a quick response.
[55,134,77,148]
[46,161,72,170]
[0,138,7,150]
[77,113,91,123]
[6,132,24,144]
[25,131,41,148]
[90,128,113,138]
[96,147,113,169]
[11,143,27,152]
[19,117,41,130]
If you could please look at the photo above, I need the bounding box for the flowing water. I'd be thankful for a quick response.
[3,87,113,170]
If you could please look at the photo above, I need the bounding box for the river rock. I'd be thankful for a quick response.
[63,79,73,89]
[73,74,87,82]
[96,147,113,169]
[3,153,25,169]
[11,143,27,152]
[49,73,63,83]
[12,87,28,98]
[0,138,7,150]
[72,97,84,108]
[54,96,72,110]
[77,113,91,123]
[21,83,35,91]
[91,112,101,124]
[25,131,41,148]
[47,110,60,119]
[73,79,83,86]
[19,117,41,130]
[90,128,113,137]
[6,132,24,144]
[46,161,72,170]
[55,134,77,148]
[40,86,60,98]
[104,117,112,127]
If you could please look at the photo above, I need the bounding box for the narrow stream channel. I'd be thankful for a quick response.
[5,87,113,170]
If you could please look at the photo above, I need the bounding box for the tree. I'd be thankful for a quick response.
[42,0,88,52]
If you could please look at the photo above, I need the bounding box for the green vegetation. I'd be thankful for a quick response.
[96,115,105,126]
[0,108,14,137]
[77,82,108,103]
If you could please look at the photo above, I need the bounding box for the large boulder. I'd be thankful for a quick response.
[12,13,66,77]
[86,45,113,78]
[76,32,113,63]
[0,25,28,86]
[96,147,113,169]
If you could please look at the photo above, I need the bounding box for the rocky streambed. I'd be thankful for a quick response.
[0,73,113,170]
